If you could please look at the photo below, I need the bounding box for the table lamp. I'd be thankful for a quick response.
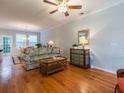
[48,40,54,47]
[79,37,88,49]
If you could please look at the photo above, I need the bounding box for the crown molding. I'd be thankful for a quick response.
[0,27,41,33]
[77,0,124,20]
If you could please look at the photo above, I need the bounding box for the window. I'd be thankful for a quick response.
[28,35,37,46]
[16,34,38,48]
[16,34,26,48]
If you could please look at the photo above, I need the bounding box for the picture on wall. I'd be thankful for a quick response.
[78,29,90,45]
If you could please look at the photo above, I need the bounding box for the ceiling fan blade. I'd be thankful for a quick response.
[68,5,82,9]
[43,0,58,6]
[64,12,69,16]
[63,0,69,2]
[57,0,63,3]
[49,9,58,14]
[66,0,70,2]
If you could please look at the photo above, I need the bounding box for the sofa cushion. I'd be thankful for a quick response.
[39,48,48,55]
[52,47,60,54]
[30,48,39,57]
[30,56,41,62]
[30,55,49,62]
[48,54,61,57]
[47,47,53,54]
[25,47,34,54]
[118,77,124,92]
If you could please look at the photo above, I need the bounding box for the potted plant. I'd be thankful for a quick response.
[72,44,78,48]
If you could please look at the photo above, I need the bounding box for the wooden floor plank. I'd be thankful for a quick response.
[0,56,116,93]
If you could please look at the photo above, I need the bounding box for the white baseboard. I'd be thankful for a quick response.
[91,65,116,74]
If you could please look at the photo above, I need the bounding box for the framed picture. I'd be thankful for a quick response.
[78,29,90,45]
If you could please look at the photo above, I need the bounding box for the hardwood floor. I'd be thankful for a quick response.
[0,56,117,93]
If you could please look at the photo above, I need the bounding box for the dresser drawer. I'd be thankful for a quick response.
[79,61,84,66]
[71,49,80,54]
[70,48,90,68]
[71,54,79,58]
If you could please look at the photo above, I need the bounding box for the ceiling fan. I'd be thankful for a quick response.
[43,0,82,16]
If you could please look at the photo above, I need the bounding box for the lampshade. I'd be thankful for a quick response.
[79,37,89,45]
[48,40,54,45]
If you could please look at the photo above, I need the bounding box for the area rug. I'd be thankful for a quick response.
[12,56,21,64]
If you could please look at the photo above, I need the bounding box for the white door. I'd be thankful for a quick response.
[2,35,12,55]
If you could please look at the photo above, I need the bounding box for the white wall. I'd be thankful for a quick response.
[43,2,124,73]
[0,28,40,56]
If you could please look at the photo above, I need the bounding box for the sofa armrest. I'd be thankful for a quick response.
[19,53,26,59]
[22,54,31,63]
[117,69,124,77]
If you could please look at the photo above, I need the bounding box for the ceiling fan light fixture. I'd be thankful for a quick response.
[58,6,68,13]
[44,0,82,16]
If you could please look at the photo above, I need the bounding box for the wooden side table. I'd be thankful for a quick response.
[39,57,68,76]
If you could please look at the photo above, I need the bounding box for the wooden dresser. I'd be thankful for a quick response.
[70,48,90,68]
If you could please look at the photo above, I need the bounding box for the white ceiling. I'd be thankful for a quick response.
[0,0,123,31]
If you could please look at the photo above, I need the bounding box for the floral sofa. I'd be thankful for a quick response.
[20,47,62,70]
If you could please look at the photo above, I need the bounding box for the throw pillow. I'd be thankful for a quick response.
[52,47,60,54]
[47,47,53,54]
[39,48,48,55]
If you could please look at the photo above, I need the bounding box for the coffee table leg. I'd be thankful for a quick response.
[46,64,48,76]
[40,65,42,73]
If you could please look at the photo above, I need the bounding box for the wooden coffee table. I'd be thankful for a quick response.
[39,56,68,76]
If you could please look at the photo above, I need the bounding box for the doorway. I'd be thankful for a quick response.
[2,35,12,54]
